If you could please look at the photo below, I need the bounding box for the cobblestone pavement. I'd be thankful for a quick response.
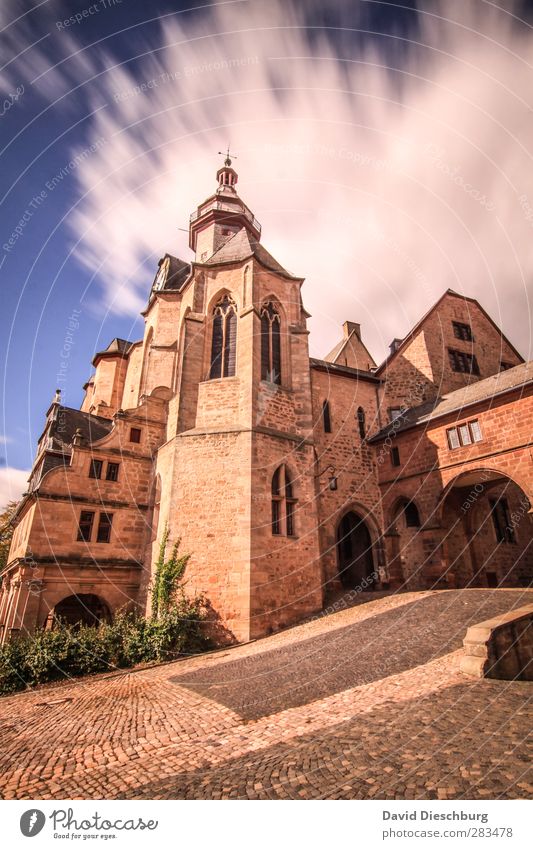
[0,589,532,800]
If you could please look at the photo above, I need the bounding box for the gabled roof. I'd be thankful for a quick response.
[369,360,533,441]
[375,289,524,375]
[324,329,377,369]
[203,227,301,279]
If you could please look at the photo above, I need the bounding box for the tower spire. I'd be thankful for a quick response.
[217,145,237,167]
[216,146,238,191]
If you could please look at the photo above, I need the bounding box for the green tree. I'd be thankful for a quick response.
[0,500,18,572]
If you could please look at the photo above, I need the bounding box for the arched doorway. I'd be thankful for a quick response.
[440,470,533,588]
[52,594,111,628]
[336,511,374,589]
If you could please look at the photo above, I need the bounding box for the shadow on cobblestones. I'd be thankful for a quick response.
[172,590,532,719]
[124,676,532,800]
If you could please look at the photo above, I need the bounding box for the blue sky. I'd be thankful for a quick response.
[1,0,533,507]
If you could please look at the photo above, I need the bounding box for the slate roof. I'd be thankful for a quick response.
[204,228,300,279]
[47,407,113,452]
[164,255,191,290]
[92,338,137,365]
[369,361,533,442]
[310,358,381,383]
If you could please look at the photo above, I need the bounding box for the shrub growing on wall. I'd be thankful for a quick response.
[0,532,206,696]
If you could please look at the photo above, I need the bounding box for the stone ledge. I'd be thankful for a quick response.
[460,604,533,680]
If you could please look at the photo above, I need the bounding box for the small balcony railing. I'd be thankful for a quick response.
[189,202,261,234]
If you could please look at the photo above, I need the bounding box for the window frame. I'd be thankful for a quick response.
[106,462,120,482]
[96,512,113,544]
[448,348,480,376]
[88,458,103,479]
[209,294,237,380]
[452,321,473,342]
[489,497,515,544]
[260,301,282,385]
[129,427,141,444]
[357,406,366,440]
[404,501,421,527]
[322,400,332,433]
[77,510,95,542]
[271,465,297,537]
[390,446,401,467]
[446,419,483,450]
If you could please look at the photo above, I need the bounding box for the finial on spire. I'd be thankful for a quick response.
[218,145,237,167]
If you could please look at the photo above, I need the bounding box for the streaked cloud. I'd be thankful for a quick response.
[0,466,28,509]
[3,0,533,361]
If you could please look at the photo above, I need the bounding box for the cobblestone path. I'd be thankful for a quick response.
[0,589,531,800]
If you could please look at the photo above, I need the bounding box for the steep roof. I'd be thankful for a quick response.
[310,358,382,383]
[45,407,114,452]
[92,338,136,365]
[203,227,301,279]
[163,255,191,290]
[375,289,524,375]
[369,361,533,441]
[324,329,377,369]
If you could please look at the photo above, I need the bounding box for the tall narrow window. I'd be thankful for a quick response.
[357,406,366,439]
[96,513,113,543]
[285,469,297,537]
[322,400,332,433]
[77,511,95,542]
[271,466,282,535]
[271,465,297,536]
[260,302,281,384]
[489,498,515,544]
[404,501,421,527]
[210,294,237,379]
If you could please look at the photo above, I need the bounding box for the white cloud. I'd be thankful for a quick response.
[0,467,29,510]
[3,0,533,362]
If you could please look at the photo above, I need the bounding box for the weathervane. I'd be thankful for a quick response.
[218,145,237,167]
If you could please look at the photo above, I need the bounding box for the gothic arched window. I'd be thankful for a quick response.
[357,406,366,439]
[271,465,296,536]
[404,500,421,527]
[261,302,281,385]
[210,295,237,379]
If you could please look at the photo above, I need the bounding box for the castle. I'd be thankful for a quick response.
[2,157,532,643]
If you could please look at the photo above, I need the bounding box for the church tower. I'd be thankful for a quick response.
[150,156,324,641]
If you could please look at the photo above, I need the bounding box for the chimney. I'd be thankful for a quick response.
[343,321,361,340]
[389,338,403,354]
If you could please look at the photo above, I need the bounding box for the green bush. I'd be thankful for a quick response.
[0,601,207,696]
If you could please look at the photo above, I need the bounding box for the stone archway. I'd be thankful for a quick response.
[440,470,533,588]
[51,593,111,628]
[336,511,375,590]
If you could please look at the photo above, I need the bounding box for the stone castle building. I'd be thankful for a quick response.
[2,158,532,643]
